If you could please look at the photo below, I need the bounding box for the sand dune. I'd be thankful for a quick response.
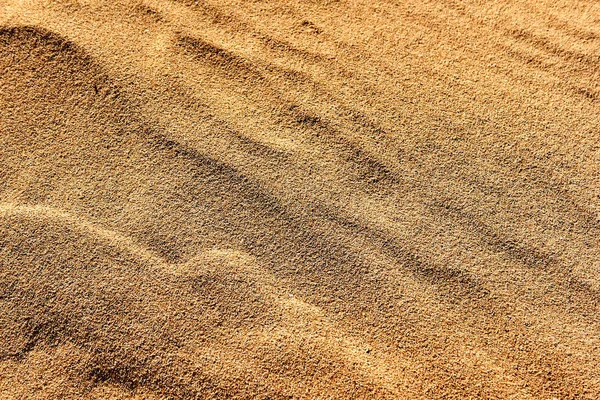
[0,0,599,398]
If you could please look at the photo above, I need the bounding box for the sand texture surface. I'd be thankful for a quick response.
[1,0,599,398]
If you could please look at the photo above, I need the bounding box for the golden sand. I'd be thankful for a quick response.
[0,0,599,398]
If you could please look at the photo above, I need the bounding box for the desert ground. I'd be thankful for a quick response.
[0,0,599,398]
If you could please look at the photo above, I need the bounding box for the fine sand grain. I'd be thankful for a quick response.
[1,0,599,398]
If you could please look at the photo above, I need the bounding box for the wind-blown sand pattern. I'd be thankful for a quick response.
[0,0,599,398]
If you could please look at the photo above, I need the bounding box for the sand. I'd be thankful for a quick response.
[0,0,599,398]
